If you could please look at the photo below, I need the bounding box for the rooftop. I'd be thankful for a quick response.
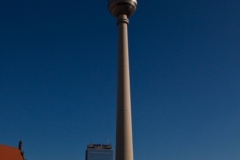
[0,144,24,160]
[87,144,112,149]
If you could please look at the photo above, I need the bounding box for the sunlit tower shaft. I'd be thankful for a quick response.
[108,0,137,160]
[116,14,133,160]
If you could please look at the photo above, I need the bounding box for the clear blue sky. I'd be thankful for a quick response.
[0,0,239,160]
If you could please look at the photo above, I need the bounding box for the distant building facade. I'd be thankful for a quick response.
[85,144,113,160]
[0,141,25,160]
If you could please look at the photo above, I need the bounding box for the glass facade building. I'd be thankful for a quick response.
[85,144,113,160]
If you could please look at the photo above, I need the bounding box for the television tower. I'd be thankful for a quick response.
[108,0,137,160]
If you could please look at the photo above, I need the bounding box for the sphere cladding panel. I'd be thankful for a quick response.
[108,0,137,18]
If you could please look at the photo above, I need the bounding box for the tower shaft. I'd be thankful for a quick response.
[115,14,133,160]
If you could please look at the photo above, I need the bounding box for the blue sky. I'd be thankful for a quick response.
[0,0,239,160]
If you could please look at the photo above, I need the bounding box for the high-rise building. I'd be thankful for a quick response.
[85,144,113,160]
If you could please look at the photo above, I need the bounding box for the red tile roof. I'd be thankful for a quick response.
[0,144,24,160]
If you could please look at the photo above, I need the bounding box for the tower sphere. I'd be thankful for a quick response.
[108,0,137,18]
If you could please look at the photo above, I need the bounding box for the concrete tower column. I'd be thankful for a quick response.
[115,14,133,160]
[108,1,137,160]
